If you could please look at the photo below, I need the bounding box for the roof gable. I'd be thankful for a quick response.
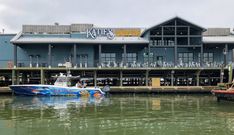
[141,16,206,37]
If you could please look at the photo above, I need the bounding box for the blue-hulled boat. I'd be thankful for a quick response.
[10,73,109,97]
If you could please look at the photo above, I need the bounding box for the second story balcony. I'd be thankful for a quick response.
[3,60,228,70]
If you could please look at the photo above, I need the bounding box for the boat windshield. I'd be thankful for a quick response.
[56,77,68,82]
[54,77,71,87]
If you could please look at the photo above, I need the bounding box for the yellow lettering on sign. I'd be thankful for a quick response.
[114,29,141,37]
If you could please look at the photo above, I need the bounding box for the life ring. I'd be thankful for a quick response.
[93,92,102,98]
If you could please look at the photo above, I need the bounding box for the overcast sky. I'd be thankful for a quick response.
[0,0,233,33]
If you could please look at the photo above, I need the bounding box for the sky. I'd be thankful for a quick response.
[0,0,233,33]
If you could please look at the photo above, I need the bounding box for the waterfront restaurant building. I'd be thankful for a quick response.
[1,16,234,87]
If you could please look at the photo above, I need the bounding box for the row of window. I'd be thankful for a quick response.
[150,26,201,36]
[63,53,214,64]
[149,38,202,46]
[101,53,137,63]
[179,53,214,63]
[143,52,214,64]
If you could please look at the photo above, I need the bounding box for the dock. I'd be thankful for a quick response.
[0,86,215,94]
[0,87,12,94]
[110,86,214,93]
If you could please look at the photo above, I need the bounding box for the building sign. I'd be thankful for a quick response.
[86,28,115,40]
[114,29,141,37]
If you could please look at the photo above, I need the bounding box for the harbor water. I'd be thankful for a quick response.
[0,94,234,135]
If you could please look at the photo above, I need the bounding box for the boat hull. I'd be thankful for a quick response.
[10,85,105,97]
[211,90,234,101]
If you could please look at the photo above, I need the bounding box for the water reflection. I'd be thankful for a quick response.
[10,96,108,110]
[0,95,234,135]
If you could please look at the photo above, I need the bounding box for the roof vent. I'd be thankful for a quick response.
[54,22,59,26]
[231,28,234,35]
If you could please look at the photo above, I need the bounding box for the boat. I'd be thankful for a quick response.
[10,73,110,97]
[211,83,234,101]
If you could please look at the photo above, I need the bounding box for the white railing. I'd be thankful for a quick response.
[96,61,226,68]
[8,61,228,69]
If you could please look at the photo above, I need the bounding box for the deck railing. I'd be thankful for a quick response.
[0,60,227,69]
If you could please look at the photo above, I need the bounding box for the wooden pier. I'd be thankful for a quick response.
[0,87,12,94]
[0,67,230,88]
[110,86,214,93]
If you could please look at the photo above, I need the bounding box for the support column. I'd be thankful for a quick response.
[99,44,102,67]
[196,70,201,86]
[224,44,228,66]
[171,70,175,86]
[73,44,77,68]
[148,44,151,65]
[12,69,16,85]
[13,45,17,68]
[220,67,224,83]
[123,44,127,66]
[200,46,204,67]
[188,26,190,46]
[48,44,52,68]
[29,55,33,68]
[16,71,20,85]
[229,64,233,83]
[120,71,123,86]
[162,26,164,45]
[174,46,177,66]
[174,20,177,66]
[232,49,234,63]
[40,69,45,84]
[94,70,97,87]
[145,70,149,86]
[36,55,40,68]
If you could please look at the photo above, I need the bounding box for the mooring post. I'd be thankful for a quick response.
[16,70,20,85]
[220,66,224,83]
[120,71,123,87]
[196,70,201,86]
[145,70,149,86]
[228,64,233,83]
[94,70,97,87]
[12,69,15,85]
[171,70,175,86]
[40,69,45,84]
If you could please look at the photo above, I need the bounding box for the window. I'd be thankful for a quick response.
[101,53,116,63]
[177,37,188,45]
[150,27,162,35]
[163,37,175,46]
[199,53,213,63]
[122,53,137,63]
[163,27,175,35]
[190,37,202,45]
[143,53,153,63]
[176,27,188,35]
[156,56,164,66]
[178,53,193,63]
[150,37,163,46]
[77,54,88,64]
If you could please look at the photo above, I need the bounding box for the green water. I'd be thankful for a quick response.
[0,94,234,135]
